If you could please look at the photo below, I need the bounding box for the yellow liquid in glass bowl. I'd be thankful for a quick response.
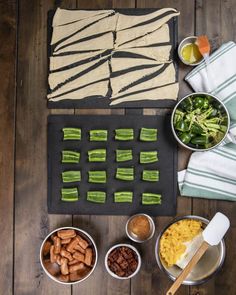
[181,43,203,64]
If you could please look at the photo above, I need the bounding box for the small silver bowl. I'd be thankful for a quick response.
[125,213,155,243]
[178,36,203,66]
[105,243,141,280]
[155,215,226,285]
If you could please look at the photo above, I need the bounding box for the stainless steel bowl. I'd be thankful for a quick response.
[40,226,98,285]
[155,215,226,285]
[171,92,230,151]
[178,36,203,66]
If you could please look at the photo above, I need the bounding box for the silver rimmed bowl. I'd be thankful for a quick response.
[178,36,204,66]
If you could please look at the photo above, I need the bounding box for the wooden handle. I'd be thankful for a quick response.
[166,241,209,295]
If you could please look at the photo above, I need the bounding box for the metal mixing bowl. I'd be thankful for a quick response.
[155,215,226,285]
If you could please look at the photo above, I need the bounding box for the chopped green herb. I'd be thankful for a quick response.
[114,192,133,203]
[116,167,134,181]
[62,150,80,163]
[88,171,106,183]
[87,191,106,203]
[142,193,161,205]
[63,128,81,140]
[140,128,157,141]
[115,129,134,141]
[61,187,79,202]
[88,149,106,162]
[142,170,159,182]
[116,149,133,162]
[140,151,158,164]
[62,171,81,183]
[90,130,108,141]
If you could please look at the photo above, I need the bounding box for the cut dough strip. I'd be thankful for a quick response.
[110,82,179,105]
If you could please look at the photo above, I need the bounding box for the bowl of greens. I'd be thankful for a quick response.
[171,93,230,151]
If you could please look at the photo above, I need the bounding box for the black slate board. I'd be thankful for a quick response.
[48,114,177,216]
[47,8,178,109]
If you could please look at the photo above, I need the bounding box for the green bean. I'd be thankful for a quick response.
[61,187,79,202]
[88,149,106,162]
[114,192,133,203]
[142,170,159,182]
[140,128,157,141]
[62,171,81,183]
[88,171,106,183]
[140,151,158,164]
[116,149,133,162]
[142,193,161,205]
[62,128,81,140]
[89,130,108,141]
[115,129,134,141]
[116,168,134,181]
[61,150,80,163]
[87,191,106,203]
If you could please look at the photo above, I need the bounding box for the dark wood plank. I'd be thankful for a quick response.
[0,1,16,294]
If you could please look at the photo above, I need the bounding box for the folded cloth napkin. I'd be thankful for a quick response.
[179,41,236,201]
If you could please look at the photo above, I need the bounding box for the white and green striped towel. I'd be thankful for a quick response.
[179,41,236,201]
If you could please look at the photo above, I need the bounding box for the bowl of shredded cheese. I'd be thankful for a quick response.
[155,216,226,285]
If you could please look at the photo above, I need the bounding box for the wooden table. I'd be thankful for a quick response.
[1,0,236,294]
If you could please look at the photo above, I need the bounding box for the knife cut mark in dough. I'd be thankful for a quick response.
[116,24,170,49]
[115,12,179,46]
[110,82,179,105]
[52,8,115,27]
[110,64,164,95]
[114,45,171,62]
[55,14,118,51]
[48,80,109,101]
[51,13,113,45]
[54,32,114,54]
[116,8,177,31]
[48,60,110,98]
[112,63,176,98]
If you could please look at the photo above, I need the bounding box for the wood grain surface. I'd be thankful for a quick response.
[0,0,235,294]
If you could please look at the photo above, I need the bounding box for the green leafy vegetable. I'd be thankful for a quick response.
[62,150,80,163]
[90,130,108,141]
[87,191,106,203]
[114,192,133,203]
[63,128,81,140]
[140,128,157,141]
[142,193,161,205]
[116,149,133,162]
[62,171,81,183]
[88,171,106,183]
[142,170,159,182]
[88,149,106,162]
[61,187,79,202]
[140,151,158,164]
[115,128,134,141]
[116,167,134,181]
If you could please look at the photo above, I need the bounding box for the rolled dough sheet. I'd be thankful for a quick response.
[114,45,171,62]
[51,13,113,45]
[55,14,118,51]
[115,12,179,47]
[48,80,109,101]
[50,50,107,71]
[52,8,114,26]
[47,60,110,99]
[110,64,164,95]
[116,8,177,31]
[110,82,179,105]
[54,32,114,54]
[111,63,176,98]
[116,24,170,49]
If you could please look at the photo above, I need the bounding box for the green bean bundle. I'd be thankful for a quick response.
[87,191,106,203]
[62,150,80,163]
[115,129,134,141]
[61,187,79,202]
[116,149,133,162]
[140,128,157,141]
[114,192,133,203]
[88,149,106,162]
[116,168,134,181]
[62,171,81,183]
[142,170,159,182]
[88,171,106,183]
[142,193,161,205]
[89,130,108,141]
[140,151,158,163]
[62,128,81,140]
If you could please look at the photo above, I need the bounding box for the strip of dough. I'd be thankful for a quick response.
[116,24,169,49]
[55,14,118,51]
[48,80,109,101]
[52,8,114,26]
[110,82,179,105]
[50,50,106,71]
[54,32,114,54]
[116,8,177,31]
[112,63,176,98]
[114,45,171,63]
[47,60,110,98]
[111,64,164,95]
[115,12,179,46]
[51,13,112,45]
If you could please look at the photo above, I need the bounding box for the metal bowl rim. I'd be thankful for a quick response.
[178,36,204,66]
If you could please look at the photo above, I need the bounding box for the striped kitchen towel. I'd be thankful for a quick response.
[179,41,236,201]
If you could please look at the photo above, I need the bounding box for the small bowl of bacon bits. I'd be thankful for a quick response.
[105,244,141,280]
[40,227,98,285]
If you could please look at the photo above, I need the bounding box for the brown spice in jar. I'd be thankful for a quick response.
[128,215,151,240]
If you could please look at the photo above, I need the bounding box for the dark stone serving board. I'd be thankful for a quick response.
[47,8,178,109]
[47,114,177,216]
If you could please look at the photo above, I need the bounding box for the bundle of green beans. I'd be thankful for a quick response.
[88,149,106,162]
[140,151,158,164]
[62,150,80,163]
[62,171,81,183]
[61,187,79,202]
[116,167,134,181]
[115,128,134,141]
[116,149,133,162]
[88,171,106,183]
[142,193,161,205]
[140,128,157,141]
[114,191,133,203]
[89,129,108,141]
[62,128,81,140]
[142,170,159,182]
[87,191,106,203]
